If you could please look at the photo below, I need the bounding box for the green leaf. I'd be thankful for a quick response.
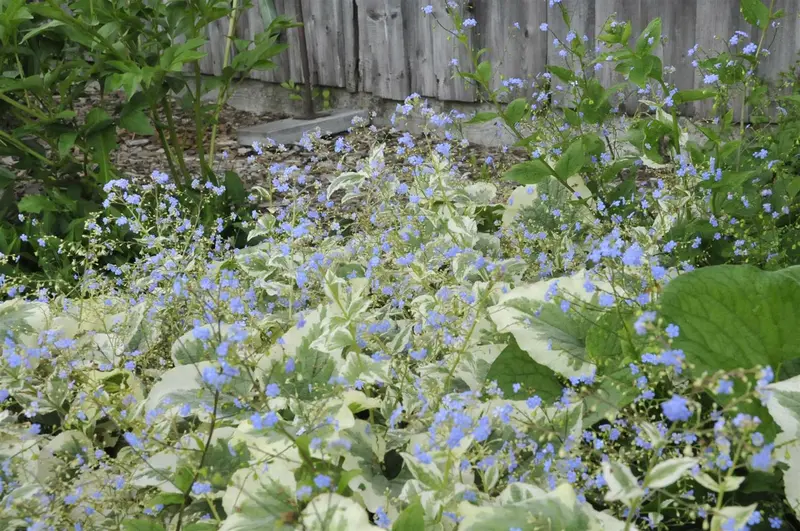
[503,98,527,125]
[393,501,424,531]
[476,61,492,86]
[660,265,800,372]
[741,0,771,30]
[466,111,498,124]
[123,521,166,531]
[119,109,154,135]
[547,65,575,83]
[18,195,57,214]
[635,18,662,54]
[225,170,247,206]
[554,138,585,180]
[486,339,563,402]
[57,132,77,157]
[673,89,716,104]
[502,160,554,185]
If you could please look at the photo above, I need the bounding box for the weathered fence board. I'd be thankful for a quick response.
[200,0,800,111]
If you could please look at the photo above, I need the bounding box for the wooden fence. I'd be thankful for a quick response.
[200,0,800,106]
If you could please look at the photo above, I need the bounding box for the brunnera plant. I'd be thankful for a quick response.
[0,1,798,530]
[0,122,798,531]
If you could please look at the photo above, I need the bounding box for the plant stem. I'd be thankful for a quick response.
[194,62,209,180]
[208,0,240,163]
[736,0,775,171]
[162,96,190,183]
[175,391,219,531]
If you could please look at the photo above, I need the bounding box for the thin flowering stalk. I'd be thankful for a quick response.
[736,0,776,171]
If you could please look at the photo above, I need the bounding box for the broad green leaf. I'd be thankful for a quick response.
[547,65,575,83]
[644,458,698,489]
[603,461,643,505]
[119,109,154,135]
[555,138,585,180]
[740,0,771,30]
[476,61,492,86]
[503,98,527,125]
[392,501,424,531]
[58,132,78,157]
[18,194,57,214]
[635,18,662,54]
[502,160,554,185]
[660,265,800,373]
[673,89,716,104]
[485,339,563,402]
[225,170,247,205]
[466,111,499,124]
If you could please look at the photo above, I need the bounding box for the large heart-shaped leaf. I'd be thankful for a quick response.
[660,265,800,372]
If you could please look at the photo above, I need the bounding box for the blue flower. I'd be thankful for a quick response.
[665,323,680,338]
[661,395,692,422]
[375,506,391,528]
[191,482,212,496]
[750,444,774,471]
[314,474,332,489]
[622,243,644,266]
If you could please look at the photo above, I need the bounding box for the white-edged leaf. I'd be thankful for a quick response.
[710,504,757,531]
[299,493,378,531]
[603,461,644,505]
[644,457,697,489]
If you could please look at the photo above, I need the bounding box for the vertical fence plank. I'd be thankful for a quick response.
[237,2,291,83]
[474,0,549,93]
[304,0,347,87]
[594,0,642,113]
[360,0,409,100]
[401,0,438,98]
[547,0,596,107]
[431,2,474,101]
[693,1,750,120]
[341,0,360,92]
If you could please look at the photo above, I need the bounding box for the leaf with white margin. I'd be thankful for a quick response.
[458,483,595,531]
[603,461,644,505]
[455,343,505,392]
[229,422,301,471]
[496,482,546,504]
[502,185,541,230]
[299,493,379,531]
[219,462,297,531]
[710,504,757,531]
[36,430,92,483]
[488,271,602,378]
[643,457,698,489]
[694,473,745,493]
[400,451,444,490]
[463,182,497,204]
[765,375,800,436]
[765,375,800,517]
[171,323,247,366]
[143,361,250,416]
[0,299,49,347]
